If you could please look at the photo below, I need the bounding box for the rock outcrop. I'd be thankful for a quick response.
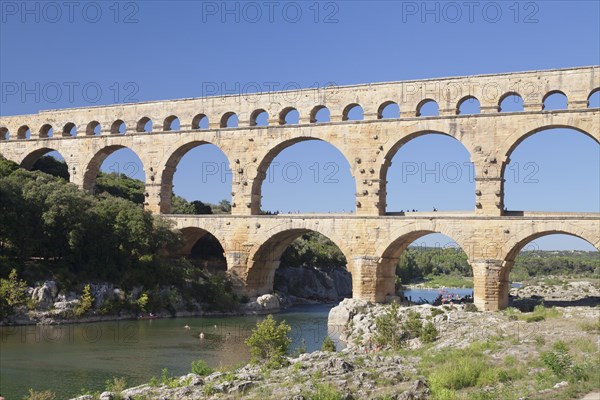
[241,294,281,314]
[31,281,58,309]
[87,351,428,400]
[274,266,352,302]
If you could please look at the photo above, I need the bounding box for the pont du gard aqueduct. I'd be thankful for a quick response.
[1,66,599,311]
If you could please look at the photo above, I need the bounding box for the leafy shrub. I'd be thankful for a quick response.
[421,321,438,343]
[245,315,292,369]
[304,383,344,400]
[191,359,213,376]
[428,357,487,392]
[322,336,337,352]
[148,368,184,388]
[578,318,600,333]
[526,314,545,323]
[464,303,478,312]
[402,310,423,339]
[105,376,127,399]
[136,292,149,312]
[430,308,444,317]
[374,302,405,350]
[0,268,28,319]
[74,284,94,317]
[539,341,589,382]
[22,389,56,400]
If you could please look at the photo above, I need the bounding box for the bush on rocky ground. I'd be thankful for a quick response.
[245,315,292,369]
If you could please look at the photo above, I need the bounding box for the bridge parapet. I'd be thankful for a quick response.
[1,66,598,139]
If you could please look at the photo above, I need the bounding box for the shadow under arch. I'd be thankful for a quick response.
[82,145,145,193]
[244,227,350,297]
[250,136,356,215]
[159,140,232,214]
[380,130,474,214]
[175,227,228,271]
[21,148,69,173]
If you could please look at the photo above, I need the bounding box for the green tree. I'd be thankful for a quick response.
[191,359,213,376]
[215,199,232,214]
[170,195,195,214]
[421,321,438,343]
[0,269,28,318]
[245,315,292,368]
[136,292,149,312]
[0,156,19,178]
[192,200,213,214]
[396,249,420,284]
[280,232,346,270]
[95,172,145,204]
[31,156,69,181]
[374,302,405,350]
[75,284,94,317]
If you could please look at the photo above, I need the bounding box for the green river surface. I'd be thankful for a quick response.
[0,304,335,399]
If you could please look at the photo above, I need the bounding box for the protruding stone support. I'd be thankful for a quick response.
[472,259,510,311]
[231,183,251,216]
[475,177,504,215]
[145,182,164,214]
[355,178,385,216]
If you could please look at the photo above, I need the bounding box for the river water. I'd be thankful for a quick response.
[1,287,489,399]
[0,304,334,399]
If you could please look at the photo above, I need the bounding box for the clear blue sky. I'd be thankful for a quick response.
[1,1,599,251]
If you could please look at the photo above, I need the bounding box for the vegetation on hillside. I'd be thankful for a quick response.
[0,156,239,316]
[396,245,599,287]
[280,232,347,270]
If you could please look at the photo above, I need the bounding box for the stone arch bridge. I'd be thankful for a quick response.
[1,66,599,311]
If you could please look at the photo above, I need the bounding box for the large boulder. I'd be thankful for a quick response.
[31,281,58,308]
[257,294,280,309]
[242,294,281,313]
[328,298,370,327]
[91,283,115,309]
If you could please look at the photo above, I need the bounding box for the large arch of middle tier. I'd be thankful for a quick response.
[154,136,237,214]
[79,144,151,194]
[247,130,358,215]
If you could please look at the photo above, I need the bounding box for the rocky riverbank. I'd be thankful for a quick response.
[69,288,599,400]
[1,281,287,326]
[2,264,352,326]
